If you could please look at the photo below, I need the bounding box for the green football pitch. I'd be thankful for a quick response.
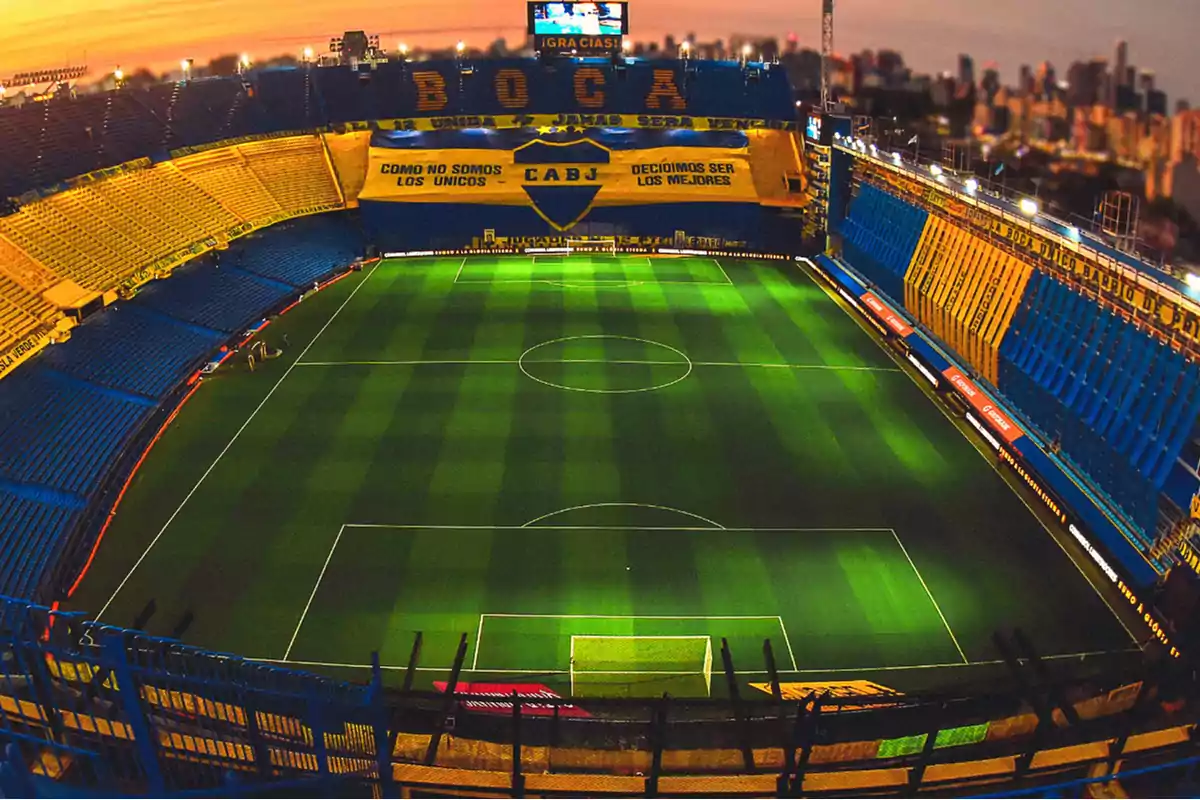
[67,254,1138,696]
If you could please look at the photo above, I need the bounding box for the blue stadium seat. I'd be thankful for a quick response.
[0,486,82,599]
[0,366,153,496]
[836,184,927,302]
[40,304,223,399]
[998,272,1200,537]
[134,262,293,334]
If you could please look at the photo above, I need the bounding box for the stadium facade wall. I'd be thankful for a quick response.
[0,59,796,202]
[829,152,1200,591]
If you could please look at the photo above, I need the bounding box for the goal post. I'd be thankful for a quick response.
[565,237,618,257]
[569,635,713,699]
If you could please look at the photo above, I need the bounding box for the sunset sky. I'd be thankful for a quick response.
[3,0,1198,104]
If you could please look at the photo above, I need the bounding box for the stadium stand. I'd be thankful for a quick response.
[172,147,286,225]
[231,215,361,287]
[904,215,1033,386]
[240,136,343,214]
[0,213,358,600]
[0,488,82,601]
[133,260,292,333]
[836,183,927,302]
[0,366,152,498]
[40,304,223,398]
[999,271,1200,535]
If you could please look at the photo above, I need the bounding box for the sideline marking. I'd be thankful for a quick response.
[93,261,382,623]
[796,258,1141,648]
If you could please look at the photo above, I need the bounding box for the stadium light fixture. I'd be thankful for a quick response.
[1066,225,1080,240]
[114,67,124,82]
[398,42,409,57]
[239,53,251,69]
[964,178,979,195]
[741,43,753,60]
[456,40,466,55]
[1186,273,1200,291]
[929,163,943,177]
[892,152,902,165]
[1019,197,1039,216]
[621,39,633,53]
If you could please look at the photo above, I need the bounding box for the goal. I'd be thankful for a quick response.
[566,237,618,257]
[569,635,714,699]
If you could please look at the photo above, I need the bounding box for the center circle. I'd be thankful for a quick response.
[518,335,693,394]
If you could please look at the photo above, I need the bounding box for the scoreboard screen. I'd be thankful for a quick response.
[529,2,628,36]
[805,114,823,143]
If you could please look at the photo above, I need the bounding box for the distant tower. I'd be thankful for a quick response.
[821,0,834,110]
[1111,39,1128,108]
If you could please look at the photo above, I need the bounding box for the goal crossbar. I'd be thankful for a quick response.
[570,634,713,698]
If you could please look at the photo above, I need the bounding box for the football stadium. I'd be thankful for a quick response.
[0,12,1199,798]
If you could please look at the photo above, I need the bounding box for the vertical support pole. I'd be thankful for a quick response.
[401,632,422,694]
[241,688,273,778]
[789,694,821,797]
[424,633,468,765]
[308,695,330,784]
[907,705,944,793]
[763,639,783,703]
[511,690,525,797]
[371,652,395,798]
[720,638,755,772]
[777,693,812,796]
[104,634,165,796]
[388,631,423,764]
[646,694,668,797]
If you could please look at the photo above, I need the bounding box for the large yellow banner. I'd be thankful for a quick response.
[358,141,757,207]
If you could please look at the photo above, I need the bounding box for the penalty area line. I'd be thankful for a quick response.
[283,525,346,661]
[93,261,382,624]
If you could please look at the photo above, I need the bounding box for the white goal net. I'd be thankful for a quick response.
[569,635,713,698]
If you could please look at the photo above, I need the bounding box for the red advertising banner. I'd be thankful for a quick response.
[860,292,914,337]
[432,682,591,717]
[942,367,1024,443]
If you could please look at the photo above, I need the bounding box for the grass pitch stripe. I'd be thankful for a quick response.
[93,262,381,623]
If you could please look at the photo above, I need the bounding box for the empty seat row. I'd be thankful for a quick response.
[999,272,1200,536]
[40,305,224,398]
[0,366,152,496]
[0,488,82,599]
[134,262,292,333]
[837,183,928,302]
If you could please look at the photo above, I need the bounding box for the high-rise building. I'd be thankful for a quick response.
[1111,39,1128,108]
[980,67,1001,104]
[1140,70,1156,95]
[1018,64,1034,96]
[958,54,975,90]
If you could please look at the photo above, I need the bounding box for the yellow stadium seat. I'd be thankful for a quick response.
[904,216,1032,385]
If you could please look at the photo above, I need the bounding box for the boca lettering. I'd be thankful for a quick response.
[574,67,606,109]
[494,69,529,109]
[411,71,448,112]
[645,69,686,110]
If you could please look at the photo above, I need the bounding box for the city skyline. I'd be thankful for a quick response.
[2,0,1198,104]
